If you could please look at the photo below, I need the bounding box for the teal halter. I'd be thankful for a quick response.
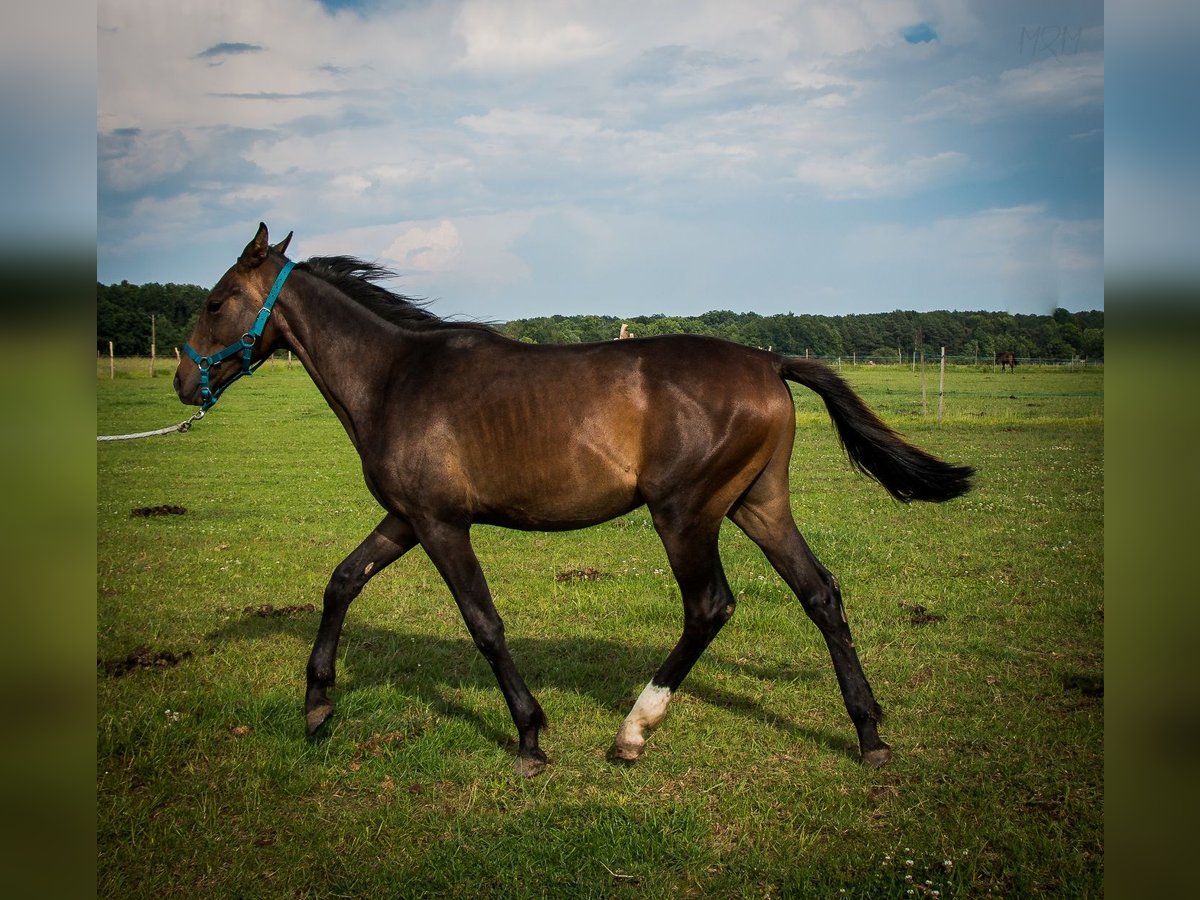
[183,261,295,411]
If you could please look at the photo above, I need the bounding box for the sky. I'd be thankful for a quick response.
[97,0,1104,321]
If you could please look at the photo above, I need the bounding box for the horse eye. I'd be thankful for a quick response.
[207,291,237,312]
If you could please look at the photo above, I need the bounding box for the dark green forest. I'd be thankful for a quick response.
[98,280,1103,361]
[97,281,210,357]
[505,307,1103,360]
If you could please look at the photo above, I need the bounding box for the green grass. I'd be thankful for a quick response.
[98,361,1103,897]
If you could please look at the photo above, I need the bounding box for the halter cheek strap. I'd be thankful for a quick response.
[183,260,296,411]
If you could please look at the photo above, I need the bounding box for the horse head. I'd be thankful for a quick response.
[174,223,294,407]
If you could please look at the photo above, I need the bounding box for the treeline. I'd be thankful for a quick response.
[97,281,209,356]
[98,279,1103,361]
[504,308,1104,360]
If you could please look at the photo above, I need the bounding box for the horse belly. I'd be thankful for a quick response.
[474,447,643,531]
[465,410,644,530]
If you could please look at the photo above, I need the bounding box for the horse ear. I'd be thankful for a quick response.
[238,222,271,269]
[271,231,294,256]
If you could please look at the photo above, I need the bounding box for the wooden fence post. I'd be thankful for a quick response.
[109,341,115,379]
[938,346,946,426]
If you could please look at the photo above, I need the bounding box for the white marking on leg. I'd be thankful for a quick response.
[613,682,672,759]
[363,561,374,576]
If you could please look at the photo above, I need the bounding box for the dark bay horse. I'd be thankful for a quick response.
[995,351,1017,372]
[175,224,974,776]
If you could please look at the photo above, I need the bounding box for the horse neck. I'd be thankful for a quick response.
[272,272,407,446]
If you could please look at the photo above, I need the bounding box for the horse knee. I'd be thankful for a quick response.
[468,615,506,658]
[801,573,846,625]
[686,594,735,638]
[324,561,368,608]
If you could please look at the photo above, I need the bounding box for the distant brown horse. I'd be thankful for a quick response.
[995,351,1017,372]
[176,224,974,776]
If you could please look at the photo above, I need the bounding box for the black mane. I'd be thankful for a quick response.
[298,256,495,333]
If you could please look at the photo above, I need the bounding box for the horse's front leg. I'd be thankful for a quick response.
[305,514,416,734]
[417,520,550,777]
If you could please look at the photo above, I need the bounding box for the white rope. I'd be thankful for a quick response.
[97,410,205,442]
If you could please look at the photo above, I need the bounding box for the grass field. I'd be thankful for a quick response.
[97,360,1103,897]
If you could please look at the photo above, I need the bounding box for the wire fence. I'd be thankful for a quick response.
[764,351,1102,368]
[97,347,1102,378]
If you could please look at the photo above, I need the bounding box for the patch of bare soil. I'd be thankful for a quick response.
[555,567,610,582]
[99,645,193,677]
[901,602,945,626]
[129,505,187,517]
[242,603,317,618]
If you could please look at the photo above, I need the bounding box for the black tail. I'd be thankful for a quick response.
[780,357,974,503]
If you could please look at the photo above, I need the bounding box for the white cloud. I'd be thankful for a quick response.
[910,51,1104,123]
[332,173,371,195]
[459,108,603,140]
[383,220,462,273]
[793,148,968,199]
[98,0,456,131]
[452,0,612,71]
[303,211,536,294]
[850,205,1103,312]
[1053,219,1104,272]
[809,91,852,109]
[99,128,192,192]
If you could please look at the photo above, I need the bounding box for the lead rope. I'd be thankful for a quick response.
[97,409,206,442]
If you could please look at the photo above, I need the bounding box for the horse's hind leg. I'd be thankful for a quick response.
[730,486,892,769]
[612,515,735,762]
[305,514,416,735]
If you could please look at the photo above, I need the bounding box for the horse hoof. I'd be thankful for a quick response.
[608,738,645,764]
[862,746,892,769]
[513,753,548,779]
[305,704,334,735]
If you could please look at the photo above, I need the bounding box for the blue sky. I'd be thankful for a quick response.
[98,0,1104,321]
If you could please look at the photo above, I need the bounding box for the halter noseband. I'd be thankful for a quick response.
[183,261,295,411]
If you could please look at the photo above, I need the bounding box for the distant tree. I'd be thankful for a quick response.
[97,281,207,355]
